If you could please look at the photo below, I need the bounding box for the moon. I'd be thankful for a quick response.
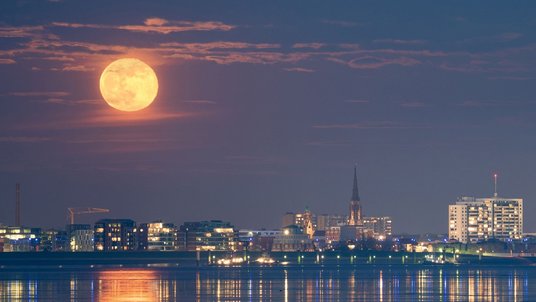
[99,58,158,112]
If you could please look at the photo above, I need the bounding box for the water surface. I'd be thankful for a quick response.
[0,265,531,301]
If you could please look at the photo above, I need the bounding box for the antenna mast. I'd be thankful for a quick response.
[493,173,498,197]
[15,183,21,227]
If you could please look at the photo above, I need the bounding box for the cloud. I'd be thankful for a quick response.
[42,98,101,105]
[313,121,426,129]
[2,19,533,75]
[51,18,235,34]
[373,39,427,45]
[144,18,168,26]
[0,26,46,38]
[160,41,280,51]
[54,64,95,72]
[0,58,16,64]
[0,136,51,143]
[459,32,524,44]
[488,76,535,81]
[181,100,217,105]
[400,101,428,108]
[31,108,195,130]
[284,67,314,73]
[322,20,359,27]
[306,140,352,146]
[292,43,325,49]
[8,91,70,97]
[329,56,421,69]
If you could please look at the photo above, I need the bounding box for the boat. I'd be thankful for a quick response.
[255,254,276,265]
[215,255,245,266]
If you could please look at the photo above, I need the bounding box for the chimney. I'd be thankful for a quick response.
[15,183,20,227]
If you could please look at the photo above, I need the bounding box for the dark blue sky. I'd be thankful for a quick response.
[1,1,536,233]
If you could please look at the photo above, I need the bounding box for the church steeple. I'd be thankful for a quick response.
[348,164,363,226]
[352,164,360,201]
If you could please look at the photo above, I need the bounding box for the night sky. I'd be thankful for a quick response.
[1,1,536,234]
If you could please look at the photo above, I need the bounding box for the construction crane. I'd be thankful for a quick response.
[68,207,110,224]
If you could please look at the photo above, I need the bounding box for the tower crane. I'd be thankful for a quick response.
[68,207,110,224]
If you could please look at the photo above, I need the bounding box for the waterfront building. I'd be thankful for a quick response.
[238,229,280,251]
[326,226,341,243]
[282,210,317,232]
[177,220,238,251]
[448,191,523,243]
[94,219,137,251]
[312,230,327,250]
[0,226,40,252]
[316,214,347,231]
[142,221,177,251]
[348,165,363,226]
[39,229,69,252]
[282,212,296,228]
[272,225,314,252]
[339,225,368,242]
[66,224,94,252]
[363,216,392,240]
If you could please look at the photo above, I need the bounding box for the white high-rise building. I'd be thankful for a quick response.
[448,195,523,243]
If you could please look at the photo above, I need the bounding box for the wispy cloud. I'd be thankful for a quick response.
[306,140,353,146]
[55,64,94,72]
[313,121,427,129]
[16,107,196,130]
[0,59,16,64]
[284,67,314,73]
[292,43,325,49]
[373,39,427,45]
[68,110,194,128]
[488,76,535,81]
[400,101,428,108]
[321,19,359,28]
[42,98,101,105]
[1,18,534,75]
[181,100,217,105]
[329,56,421,69]
[0,136,51,143]
[8,91,70,97]
[51,18,235,34]
[0,26,46,38]
[459,32,524,45]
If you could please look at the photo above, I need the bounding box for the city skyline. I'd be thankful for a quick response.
[2,1,536,234]
[2,167,518,234]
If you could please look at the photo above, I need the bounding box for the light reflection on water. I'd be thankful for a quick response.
[0,266,531,301]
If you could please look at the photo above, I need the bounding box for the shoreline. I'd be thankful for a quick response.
[0,251,533,267]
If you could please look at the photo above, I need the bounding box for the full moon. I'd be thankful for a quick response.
[99,58,158,112]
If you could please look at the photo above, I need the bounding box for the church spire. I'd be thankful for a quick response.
[352,164,360,201]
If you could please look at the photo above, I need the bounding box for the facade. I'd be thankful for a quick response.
[272,225,314,252]
[448,196,523,243]
[66,224,94,252]
[282,212,296,228]
[363,216,392,239]
[339,225,369,242]
[0,226,40,252]
[177,220,238,251]
[39,229,69,252]
[238,229,280,251]
[317,214,347,231]
[94,219,137,251]
[348,165,363,226]
[326,226,341,243]
[282,211,317,231]
[145,221,177,251]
